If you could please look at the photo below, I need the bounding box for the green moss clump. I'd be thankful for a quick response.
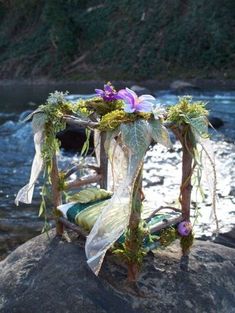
[167,96,208,125]
[40,100,74,166]
[77,97,124,117]
[99,110,152,131]
[42,102,74,122]
[113,221,148,268]
[73,99,90,116]
[158,227,194,252]
[180,232,194,255]
[136,112,153,120]
[58,171,66,191]
[160,227,179,247]
[98,110,134,131]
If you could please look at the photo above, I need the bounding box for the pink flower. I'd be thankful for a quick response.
[117,88,155,113]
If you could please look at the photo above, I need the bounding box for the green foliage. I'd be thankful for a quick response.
[38,178,51,235]
[167,96,208,125]
[42,0,80,69]
[189,116,210,139]
[149,119,171,148]
[0,0,80,77]
[121,119,151,157]
[0,0,234,78]
[41,108,67,168]
[80,128,91,156]
[81,0,235,79]
[167,97,213,225]
[40,91,77,169]
[113,222,148,267]
[38,92,75,229]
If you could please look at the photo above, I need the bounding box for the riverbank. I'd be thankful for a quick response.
[1,78,235,91]
[0,1,234,81]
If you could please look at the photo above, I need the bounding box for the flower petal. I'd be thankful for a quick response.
[123,103,136,113]
[104,84,113,93]
[117,89,135,106]
[125,88,138,101]
[139,94,156,102]
[116,89,129,98]
[95,89,104,96]
[135,100,153,113]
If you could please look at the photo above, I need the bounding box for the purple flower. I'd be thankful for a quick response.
[95,83,119,102]
[117,88,155,113]
[177,221,192,237]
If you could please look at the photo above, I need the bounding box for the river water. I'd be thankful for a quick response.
[0,83,235,259]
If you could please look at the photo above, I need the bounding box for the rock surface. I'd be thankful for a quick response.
[57,124,94,152]
[208,116,224,129]
[0,230,235,313]
[130,85,152,96]
[170,80,201,94]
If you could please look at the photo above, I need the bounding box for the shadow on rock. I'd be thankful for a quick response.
[0,230,235,313]
[213,225,235,249]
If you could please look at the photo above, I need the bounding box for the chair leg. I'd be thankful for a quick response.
[56,220,64,236]
[126,169,143,282]
[172,126,195,262]
[51,155,63,236]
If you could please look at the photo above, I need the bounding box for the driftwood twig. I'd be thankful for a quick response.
[63,115,99,129]
[58,217,88,237]
[65,174,102,190]
[145,206,181,223]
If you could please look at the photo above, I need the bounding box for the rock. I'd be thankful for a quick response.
[0,230,235,313]
[170,80,201,94]
[214,226,235,249]
[130,85,152,96]
[208,116,224,129]
[229,187,235,198]
[57,125,94,152]
[144,176,164,187]
[18,110,34,122]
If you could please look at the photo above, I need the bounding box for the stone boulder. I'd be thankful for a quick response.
[170,80,201,94]
[214,226,235,249]
[0,230,235,313]
[130,85,152,96]
[57,125,94,152]
[208,116,224,129]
